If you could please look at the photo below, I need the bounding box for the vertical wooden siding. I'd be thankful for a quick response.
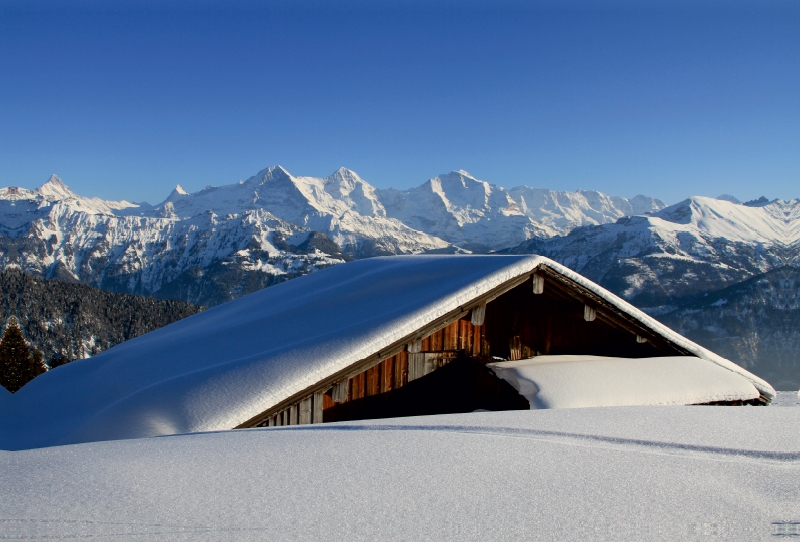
[258,318,484,427]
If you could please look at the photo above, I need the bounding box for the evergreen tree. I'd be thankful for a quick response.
[0,316,45,393]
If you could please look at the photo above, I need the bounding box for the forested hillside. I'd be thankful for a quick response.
[0,268,203,366]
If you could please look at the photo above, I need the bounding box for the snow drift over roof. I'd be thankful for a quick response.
[0,255,774,450]
[488,355,759,409]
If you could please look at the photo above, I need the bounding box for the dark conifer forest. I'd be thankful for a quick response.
[0,268,203,370]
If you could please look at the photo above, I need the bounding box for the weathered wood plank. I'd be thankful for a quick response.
[380,357,394,393]
[584,304,597,322]
[313,392,324,423]
[444,321,458,350]
[473,325,482,356]
[351,373,365,400]
[509,336,523,361]
[366,365,380,396]
[299,397,312,425]
[423,353,438,376]
[431,329,443,351]
[408,340,422,353]
[457,319,467,351]
[332,379,349,403]
[471,303,486,325]
[396,351,408,388]
[288,404,298,426]
[408,352,425,381]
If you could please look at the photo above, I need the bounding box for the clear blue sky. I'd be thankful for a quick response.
[1,0,798,205]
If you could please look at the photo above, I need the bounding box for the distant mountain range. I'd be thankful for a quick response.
[1,166,798,387]
[0,167,665,305]
[505,195,800,306]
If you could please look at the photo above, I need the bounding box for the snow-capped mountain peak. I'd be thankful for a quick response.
[38,175,77,201]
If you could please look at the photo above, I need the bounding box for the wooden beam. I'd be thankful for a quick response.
[313,392,324,423]
[299,398,312,425]
[584,304,596,322]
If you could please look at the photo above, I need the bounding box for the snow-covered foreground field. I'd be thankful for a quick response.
[2,401,799,541]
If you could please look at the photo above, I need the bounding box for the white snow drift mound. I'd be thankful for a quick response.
[489,355,758,409]
[1,407,798,541]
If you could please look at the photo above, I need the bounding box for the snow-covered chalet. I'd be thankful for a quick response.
[0,255,775,450]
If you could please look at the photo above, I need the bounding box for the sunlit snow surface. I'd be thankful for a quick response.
[1,404,799,541]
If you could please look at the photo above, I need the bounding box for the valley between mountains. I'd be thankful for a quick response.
[2,166,798,388]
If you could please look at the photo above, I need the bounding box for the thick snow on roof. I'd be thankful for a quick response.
[488,355,759,408]
[2,406,799,541]
[0,255,774,450]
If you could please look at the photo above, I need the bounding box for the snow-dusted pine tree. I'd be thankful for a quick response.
[0,316,46,393]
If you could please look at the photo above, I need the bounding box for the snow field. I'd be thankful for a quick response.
[1,406,798,541]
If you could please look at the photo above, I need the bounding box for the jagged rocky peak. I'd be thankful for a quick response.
[322,167,385,217]
[37,175,78,201]
[164,184,189,203]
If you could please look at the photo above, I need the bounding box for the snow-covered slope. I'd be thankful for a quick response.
[507,196,800,305]
[2,407,798,541]
[378,170,666,250]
